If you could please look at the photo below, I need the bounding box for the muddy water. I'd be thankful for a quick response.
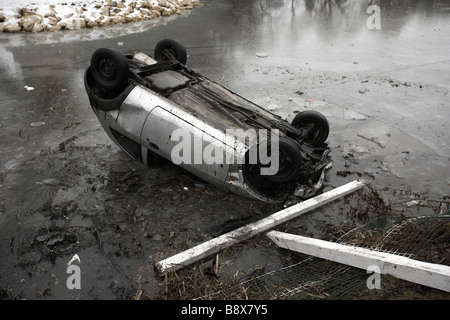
[1,0,449,300]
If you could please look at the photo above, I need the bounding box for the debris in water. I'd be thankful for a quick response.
[343,109,367,121]
[67,254,81,266]
[24,85,34,91]
[267,104,282,111]
[30,122,45,127]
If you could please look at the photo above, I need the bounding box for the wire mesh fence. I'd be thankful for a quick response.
[203,213,450,300]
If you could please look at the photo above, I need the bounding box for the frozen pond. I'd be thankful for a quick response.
[0,0,449,300]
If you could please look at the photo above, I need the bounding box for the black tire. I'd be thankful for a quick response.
[243,137,302,184]
[291,110,329,147]
[90,48,129,92]
[262,137,303,183]
[154,39,187,65]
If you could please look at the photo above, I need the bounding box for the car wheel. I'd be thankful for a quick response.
[291,110,329,147]
[262,137,303,183]
[244,137,302,184]
[154,39,187,65]
[90,48,129,92]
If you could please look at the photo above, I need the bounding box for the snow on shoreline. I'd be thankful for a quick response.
[0,0,202,33]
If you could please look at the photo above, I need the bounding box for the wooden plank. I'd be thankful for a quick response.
[155,179,366,274]
[267,230,450,292]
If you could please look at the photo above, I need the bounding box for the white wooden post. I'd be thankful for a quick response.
[267,231,450,292]
[155,180,366,274]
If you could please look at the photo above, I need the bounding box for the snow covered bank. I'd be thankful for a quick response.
[0,0,202,33]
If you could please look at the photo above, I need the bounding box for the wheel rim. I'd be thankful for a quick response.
[277,149,295,176]
[161,47,176,61]
[252,143,299,182]
[300,121,320,143]
[262,147,296,179]
[98,57,116,81]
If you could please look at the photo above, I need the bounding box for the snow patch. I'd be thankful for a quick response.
[0,0,202,33]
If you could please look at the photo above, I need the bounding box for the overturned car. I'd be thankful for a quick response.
[84,39,332,203]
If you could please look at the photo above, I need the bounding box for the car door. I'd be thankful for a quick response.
[140,105,232,189]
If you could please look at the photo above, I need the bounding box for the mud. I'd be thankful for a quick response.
[1,0,449,300]
[1,128,279,299]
